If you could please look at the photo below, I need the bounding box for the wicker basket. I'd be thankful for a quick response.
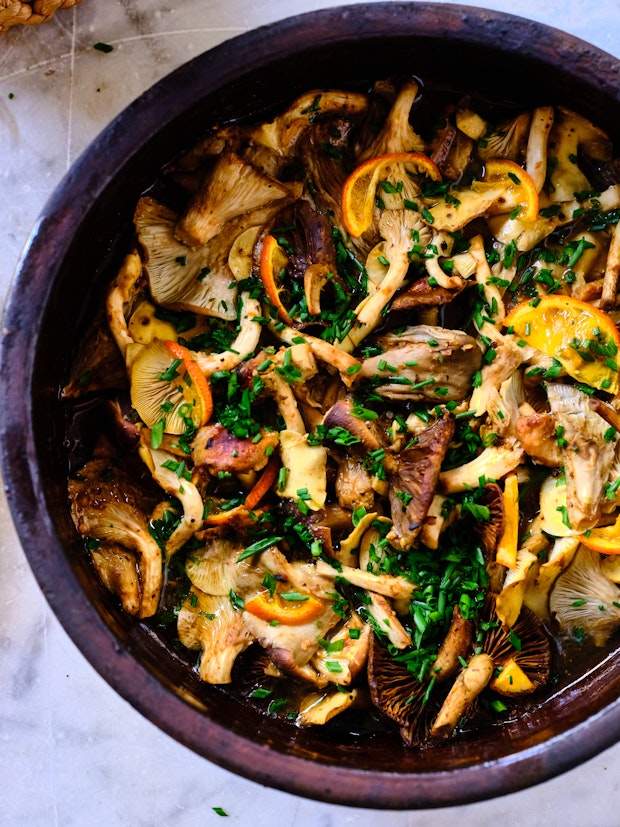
[0,0,82,33]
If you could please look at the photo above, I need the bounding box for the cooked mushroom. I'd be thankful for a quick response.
[310,614,371,686]
[515,412,563,467]
[478,112,531,162]
[177,589,255,683]
[550,545,620,646]
[359,325,482,402]
[430,653,494,739]
[315,558,415,601]
[68,459,163,618]
[192,423,278,475]
[387,415,455,550]
[135,196,239,319]
[439,440,524,494]
[358,79,425,160]
[298,689,359,726]
[525,106,554,193]
[546,383,618,531]
[175,152,297,247]
[546,107,612,203]
[138,441,204,556]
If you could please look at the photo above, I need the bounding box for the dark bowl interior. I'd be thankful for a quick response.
[2,2,620,809]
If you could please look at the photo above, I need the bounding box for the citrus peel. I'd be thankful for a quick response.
[259,234,295,324]
[504,295,620,394]
[244,590,324,625]
[341,151,441,238]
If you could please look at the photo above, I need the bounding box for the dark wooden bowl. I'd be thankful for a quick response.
[2,3,620,809]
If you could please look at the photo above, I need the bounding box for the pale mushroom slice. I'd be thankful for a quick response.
[298,689,359,726]
[177,589,255,684]
[430,653,494,739]
[175,151,297,247]
[314,558,415,601]
[68,459,163,618]
[525,106,554,193]
[106,250,145,361]
[310,614,371,686]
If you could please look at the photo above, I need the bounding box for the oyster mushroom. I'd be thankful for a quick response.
[178,588,255,683]
[438,440,524,495]
[175,151,297,247]
[310,614,371,686]
[550,544,620,646]
[314,558,415,601]
[68,459,162,618]
[478,112,531,162]
[387,415,455,550]
[365,592,413,649]
[106,251,145,361]
[359,325,482,403]
[546,107,612,203]
[135,196,238,320]
[525,106,555,193]
[138,440,204,556]
[430,653,494,739]
[546,383,618,531]
[357,79,425,160]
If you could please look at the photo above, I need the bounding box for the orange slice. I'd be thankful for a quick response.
[477,159,539,222]
[244,590,324,625]
[164,340,213,426]
[504,295,620,394]
[580,514,620,555]
[259,234,295,324]
[341,151,441,237]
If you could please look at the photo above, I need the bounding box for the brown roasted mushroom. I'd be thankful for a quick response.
[367,607,472,745]
[192,423,279,475]
[387,415,455,550]
[485,603,552,695]
[68,459,162,618]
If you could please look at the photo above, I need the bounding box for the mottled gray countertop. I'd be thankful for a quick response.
[1,1,620,824]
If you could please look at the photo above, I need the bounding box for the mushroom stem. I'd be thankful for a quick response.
[430,653,494,739]
[601,222,620,309]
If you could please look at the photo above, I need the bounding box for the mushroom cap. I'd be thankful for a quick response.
[484,598,552,693]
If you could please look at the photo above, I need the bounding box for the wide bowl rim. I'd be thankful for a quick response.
[2,1,620,810]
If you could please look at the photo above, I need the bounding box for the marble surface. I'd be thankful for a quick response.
[1,1,620,824]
